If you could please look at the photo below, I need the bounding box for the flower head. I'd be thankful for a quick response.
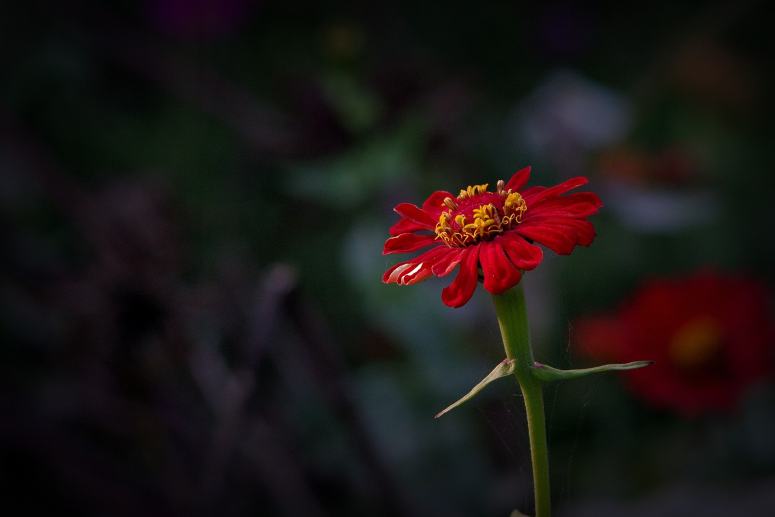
[575,272,775,416]
[382,166,602,307]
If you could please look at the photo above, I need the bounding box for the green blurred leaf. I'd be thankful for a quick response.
[321,72,382,133]
[288,119,425,208]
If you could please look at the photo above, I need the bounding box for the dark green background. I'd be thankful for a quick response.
[2,1,774,515]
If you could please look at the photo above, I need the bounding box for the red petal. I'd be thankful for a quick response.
[520,186,546,201]
[480,241,522,295]
[383,233,438,255]
[389,191,452,236]
[383,246,448,285]
[499,233,543,270]
[524,192,602,220]
[389,218,426,236]
[431,248,465,277]
[441,247,480,308]
[393,203,436,228]
[524,177,588,205]
[505,166,532,192]
[422,190,455,214]
[516,218,596,255]
[554,218,595,246]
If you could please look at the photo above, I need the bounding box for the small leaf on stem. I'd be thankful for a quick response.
[435,358,516,418]
[530,360,654,383]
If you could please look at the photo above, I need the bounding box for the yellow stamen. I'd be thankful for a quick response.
[503,191,527,222]
[434,184,528,247]
[458,183,489,199]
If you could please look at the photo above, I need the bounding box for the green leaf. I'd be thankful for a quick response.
[435,359,516,418]
[530,360,654,383]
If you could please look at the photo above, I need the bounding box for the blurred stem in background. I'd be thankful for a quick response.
[493,286,551,517]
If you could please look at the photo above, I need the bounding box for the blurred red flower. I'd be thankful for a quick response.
[382,167,601,307]
[575,272,774,416]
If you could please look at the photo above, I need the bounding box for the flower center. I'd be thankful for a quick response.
[669,317,723,370]
[434,180,527,247]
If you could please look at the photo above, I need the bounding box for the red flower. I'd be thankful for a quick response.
[382,166,602,307]
[575,272,775,416]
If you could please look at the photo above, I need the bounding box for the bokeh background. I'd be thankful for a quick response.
[3,1,775,515]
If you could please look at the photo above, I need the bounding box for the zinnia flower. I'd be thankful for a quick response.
[382,166,602,307]
[575,272,774,416]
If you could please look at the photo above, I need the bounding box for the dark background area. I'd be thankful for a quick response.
[2,1,775,515]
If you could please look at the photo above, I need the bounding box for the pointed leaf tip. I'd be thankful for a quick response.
[435,359,516,418]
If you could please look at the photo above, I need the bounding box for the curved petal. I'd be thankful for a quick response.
[383,246,450,285]
[480,241,522,295]
[524,192,602,220]
[499,233,543,270]
[389,218,426,236]
[516,217,596,255]
[550,218,595,246]
[505,166,532,192]
[383,233,438,255]
[523,177,588,206]
[422,190,455,214]
[431,247,466,277]
[389,191,452,236]
[441,246,480,308]
[393,203,435,229]
[570,219,596,246]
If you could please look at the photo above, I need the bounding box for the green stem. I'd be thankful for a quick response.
[492,285,551,517]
